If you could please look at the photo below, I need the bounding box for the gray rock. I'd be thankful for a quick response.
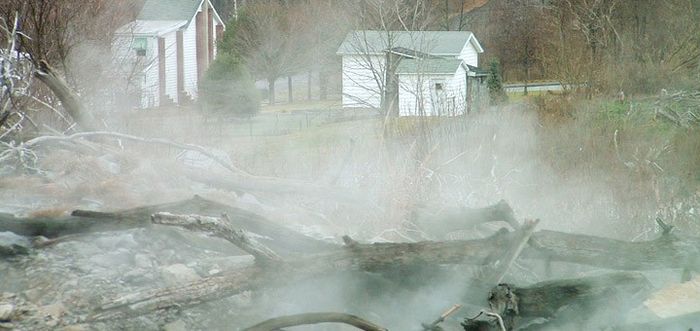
[0,304,14,321]
[160,264,200,285]
[162,319,187,331]
[0,232,31,256]
[133,254,152,268]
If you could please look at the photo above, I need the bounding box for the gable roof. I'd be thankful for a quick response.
[138,0,201,21]
[137,0,224,27]
[116,20,188,37]
[396,58,464,75]
[337,30,483,56]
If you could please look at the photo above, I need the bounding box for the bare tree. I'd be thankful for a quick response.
[233,1,309,104]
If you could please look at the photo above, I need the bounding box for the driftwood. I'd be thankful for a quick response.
[151,212,283,263]
[485,272,652,330]
[90,216,700,321]
[525,222,700,271]
[242,312,388,331]
[33,60,93,130]
[89,219,523,321]
[412,200,520,239]
[185,169,374,207]
[0,196,332,254]
[482,219,538,285]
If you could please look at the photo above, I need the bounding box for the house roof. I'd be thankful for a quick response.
[396,58,464,75]
[467,64,488,76]
[337,30,483,55]
[137,0,224,27]
[115,20,188,37]
[138,0,201,21]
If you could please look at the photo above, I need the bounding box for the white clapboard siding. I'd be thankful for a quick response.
[164,31,178,103]
[183,22,198,99]
[142,36,160,108]
[398,73,450,116]
[398,66,467,116]
[459,43,479,67]
[342,54,385,108]
[445,65,467,115]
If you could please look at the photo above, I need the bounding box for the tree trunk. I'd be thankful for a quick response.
[319,70,328,100]
[411,199,519,239]
[525,228,700,271]
[287,75,293,103]
[268,78,276,104]
[469,272,652,331]
[0,196,332,254]
[34,60,93,130]
[90,228,522,321]
[307,70,312,101]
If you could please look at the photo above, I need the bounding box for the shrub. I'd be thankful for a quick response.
[199,53,260,116]
[487,59,507,105]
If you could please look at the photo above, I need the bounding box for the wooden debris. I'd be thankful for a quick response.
[412,200,520,239]
[488,272,652,330]
[151,212,282,263]
[0,196,332,254]
[242,312,388,331]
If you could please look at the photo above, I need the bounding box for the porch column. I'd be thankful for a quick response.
[176,30,185,103]
[158,37,166,105]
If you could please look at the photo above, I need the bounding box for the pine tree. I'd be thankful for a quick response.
[487,59,507,105]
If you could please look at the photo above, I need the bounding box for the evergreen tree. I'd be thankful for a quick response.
[487,59,507,105]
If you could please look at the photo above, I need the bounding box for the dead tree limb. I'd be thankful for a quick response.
[22,131,247,176]
[151,212,282,263]
[524,229,700,271]
[90,230,516,321]
[184,169,374,207]
[0,196,332,254]
[33,60,92,130]
[488,272,652,330]
[412,200,520,239]
[90,224,700,321]
[483,219,539,285]
[242,312,388,331]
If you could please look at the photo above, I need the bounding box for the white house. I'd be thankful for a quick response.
[113,0,225,109]
[336,30,486,115]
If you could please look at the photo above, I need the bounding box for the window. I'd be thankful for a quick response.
[133,37,147,56]
[435,83,444,91]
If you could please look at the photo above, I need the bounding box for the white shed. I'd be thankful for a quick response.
[396,58,468,116]
[113,0,225,109]
[336,30,484,112]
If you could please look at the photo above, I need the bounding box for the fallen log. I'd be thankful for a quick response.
[0,196,332,254]
[184,169,374,207]
[33,60,93,130]
[525,222,700,271]
[151,212,282,263]
[91,219,700,321]
[412,200,519,239]
[242,312,388,331]
[90,220,520,321]
[486,272,652,330]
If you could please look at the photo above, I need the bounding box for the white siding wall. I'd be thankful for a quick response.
[398,74,450,116]
[142,37,160,108]
[459,43,479,67]
[163,31,178,103]
[398,68,467,116]
[341,54,385,108]
[183,22,198,99]
[445,66,467,115]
